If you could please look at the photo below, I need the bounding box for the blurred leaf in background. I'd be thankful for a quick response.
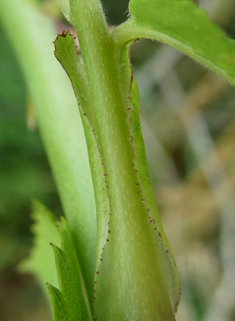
[0,23,61,321]
[1,0,235,321]
[0,22,63,270]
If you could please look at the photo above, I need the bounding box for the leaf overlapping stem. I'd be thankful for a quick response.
[54,0,184,320]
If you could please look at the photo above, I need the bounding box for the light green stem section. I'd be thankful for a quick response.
[63,0,180,319]
[0,0,96,306]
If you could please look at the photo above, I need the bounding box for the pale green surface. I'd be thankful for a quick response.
[20,201,60,294]
[113,0,235,86]
[0,0,96,305]
[56,0,181,319]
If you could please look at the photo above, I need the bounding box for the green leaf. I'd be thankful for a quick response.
[21,200,91,320]
[20,200,60,295]
[59,218,92,320]
[113,0,235,86]
[46,283,68,321]
[49,218,92,321]
[0,0,96,305]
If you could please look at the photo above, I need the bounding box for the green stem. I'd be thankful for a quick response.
[69,1,138,210]
[67,0,177,319]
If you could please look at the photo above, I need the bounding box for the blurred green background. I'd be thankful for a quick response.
[1,0,235,320]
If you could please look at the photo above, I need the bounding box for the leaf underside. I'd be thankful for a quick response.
[113,0,235,86]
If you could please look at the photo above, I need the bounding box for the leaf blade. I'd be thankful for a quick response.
[46,283,68,321]
[113,0,235,85]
